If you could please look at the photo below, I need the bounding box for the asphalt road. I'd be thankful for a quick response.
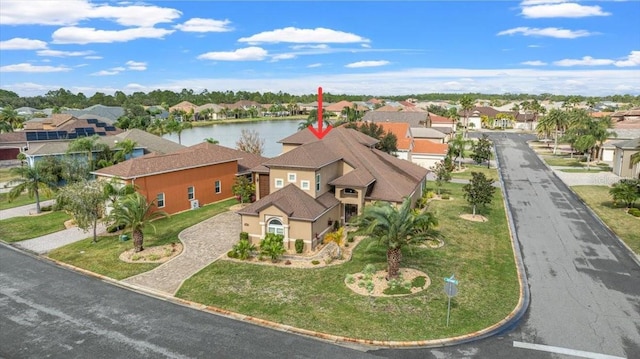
[1,132,639,359]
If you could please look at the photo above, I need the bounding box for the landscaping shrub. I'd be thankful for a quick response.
[311,260,320,265]
[411,276,427,288]
[232,238,256,260]
[345,274,355,284]
[295,239,304,254]
[441,194,450,200]
[240,231,249,241]
[106,224,125,233]
[260,233,286,262]
[425,191,435,199]
[40,205,53,212]
[347,232,355,243]
[227,250,239,259]
[628,208,640,217]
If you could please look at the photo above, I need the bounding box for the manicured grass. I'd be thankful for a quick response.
[0,192,52,211]
[571,186,640,254]
[47,199,236,280]
[559,168,609,173]
[542,156,585,167]
[0,211,71,242]
[177,183,519,341]
[0,168,18,182]
[451,164,499,180]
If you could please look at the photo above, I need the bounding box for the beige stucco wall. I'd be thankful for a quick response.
[269,167,316,195]
[411,154,446,170]
[281,144,298,153]
[315,161,342,196]
[614,148,639,178]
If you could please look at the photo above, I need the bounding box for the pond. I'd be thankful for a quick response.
[163,119,301,157]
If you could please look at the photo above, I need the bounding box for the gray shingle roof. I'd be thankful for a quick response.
[237,184,339,221]
[363,111,429,127]
[115,129,185,154]
[613,138,640,149]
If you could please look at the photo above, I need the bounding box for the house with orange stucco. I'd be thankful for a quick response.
[237,127,428,253]
[92,142,267,214]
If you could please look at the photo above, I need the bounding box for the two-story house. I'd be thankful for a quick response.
[237,128,429,253]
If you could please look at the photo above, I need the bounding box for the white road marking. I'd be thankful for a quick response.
[513,341,626,359]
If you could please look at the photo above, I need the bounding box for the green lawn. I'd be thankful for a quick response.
[559,168,609,173]
[47,199,235,279]
[571,186,640,254]
[451,164,499,181]
[0,168,18,182]
[0,211,71,242]
[176,183,519,341]
[0,191,54,210]
[541,156,585,167]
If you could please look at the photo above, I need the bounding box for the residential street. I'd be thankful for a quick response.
[1,132,638,359]
[376,132,640,358]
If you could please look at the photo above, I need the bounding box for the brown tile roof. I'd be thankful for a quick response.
[460,106,501,118]
[237,184,339,221]
[375,105,402,112]
[263,141,342,169]
[275,128,428,202]
[428,112,454,124]
[49,114,75,127]
[114,129,184,154]
[412,139,449,155]
[0,131,27,143]
[398,101,416,107]
[324,100,354,112]
[376,122,411,151]
[363,111,429,127]
[169,101,197,113]
[329,167,375,187]
[92,143,243,179]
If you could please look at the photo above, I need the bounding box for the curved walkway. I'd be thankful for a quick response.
[0,199,56,220]
[122,211,240,295]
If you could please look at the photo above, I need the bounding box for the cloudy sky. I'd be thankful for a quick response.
[0,0,639,97]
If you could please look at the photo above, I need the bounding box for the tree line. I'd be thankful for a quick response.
[2,88,638,111]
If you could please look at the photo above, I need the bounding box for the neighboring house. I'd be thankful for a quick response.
[196,103,227,120]
[92,142,267,215]
[376,122,412,160]
[612,138,640,179]
[427,112,456,133]
[410,127,448,144]
[363,111,429,128]
[324,100,369,117]
[169,101,198,115]
[63,105,124,123]
[238,128,429,253]
[410,140,449,170]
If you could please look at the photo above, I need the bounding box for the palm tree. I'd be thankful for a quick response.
[539,108,569,155]
[165,118,192,145]
[0,119,12,133]
[6,162,57,214]
[113,139,137,163]
[108,192,169,252]
[459,95,474,138]
[352,197,439,279]
[67,135,107,171]
[204,137,219,144]
[0,105,23,130]
[448,134,468,170]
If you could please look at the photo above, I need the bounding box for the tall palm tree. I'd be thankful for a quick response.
[165,118,192,145]
[0,105,23,130]
[67,135,107,171]
[113,139,137,163]
[352,197,440,279]
[108,192,169,252]
[539,108,569,154]
[459,95,474,138]
[7,162,57,213]
[448,134,468,170]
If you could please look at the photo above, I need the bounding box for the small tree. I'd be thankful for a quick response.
[462,172,496,216]
[432,159,452,195]
[609,179,640,208]
[56,180,106,243]
[7,161,57,214]
[108,192,169,252]
[232,176,255,203]
[471,134,492,168]
[448,134,467,170]
[236,129,265,155]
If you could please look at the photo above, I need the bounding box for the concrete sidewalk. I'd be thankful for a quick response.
[0,199,56,220]
[14,223,107,254]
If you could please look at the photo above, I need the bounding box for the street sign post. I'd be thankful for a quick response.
[444,274,459,327]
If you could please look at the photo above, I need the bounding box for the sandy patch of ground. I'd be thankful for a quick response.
[345,268,431,297]
[119,243,183,263]
[459,214,488,222]
[64,219,77,229]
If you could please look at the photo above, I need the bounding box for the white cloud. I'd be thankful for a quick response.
[238,27,370,44]
[52,26,174,44]
[91,67,126,76]
[0,63,71,73]
[521,60,547,66]
[497,27,592,39]
[554,56,614,66]
[520,0,568,6]
[37,49,94,57]
[345,60,390,68]
[528,44,542,48]
[521,2,611,18]
[361,44,371,48]
[614,51,640,67]
[0,0,180,26]
[197,47,268,61]
[307,63,323,68]
[0,38,48,50]
[84,56,103,60]
[290,44,329,50]
[271,54,297,61]
[175,18,232,32]
[126,60,147,71]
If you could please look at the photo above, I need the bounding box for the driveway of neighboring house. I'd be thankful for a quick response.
[15,223,107,254]
[122,211,240,295]
[0,199,56,220]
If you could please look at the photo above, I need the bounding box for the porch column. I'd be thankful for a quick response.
[284,224,290,244]
[259,221,265,239]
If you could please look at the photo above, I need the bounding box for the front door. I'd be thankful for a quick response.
[345,204,358,223]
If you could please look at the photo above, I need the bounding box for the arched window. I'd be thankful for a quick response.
[267,218,284,235]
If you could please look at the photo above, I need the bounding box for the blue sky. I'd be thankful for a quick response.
[0,0,639,97]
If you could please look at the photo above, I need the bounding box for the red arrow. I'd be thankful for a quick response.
[308,86,332,139]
